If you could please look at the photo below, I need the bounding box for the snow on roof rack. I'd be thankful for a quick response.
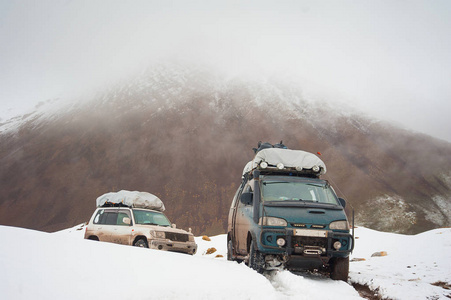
[96,190,165,211]
[242,148,326,177]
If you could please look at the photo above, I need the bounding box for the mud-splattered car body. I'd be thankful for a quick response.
[227,148,354,280]
[85,207,197,255]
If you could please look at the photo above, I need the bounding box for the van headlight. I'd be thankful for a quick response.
[259,217,287,227]
[329,220,349,230]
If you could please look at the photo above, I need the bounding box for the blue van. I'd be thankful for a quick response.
[227,147,354,280]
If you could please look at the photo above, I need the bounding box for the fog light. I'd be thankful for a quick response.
[260,161,268,169]
[333,241,342,250]
[277,163,284,170]
[276,238,286,247]
[312,165,320,172]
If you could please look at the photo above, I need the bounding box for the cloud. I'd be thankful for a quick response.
[1,0,451,141]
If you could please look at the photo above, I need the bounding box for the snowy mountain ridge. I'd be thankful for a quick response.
[1,63,368,136]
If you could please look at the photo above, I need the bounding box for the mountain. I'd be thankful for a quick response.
[1,64,450,235]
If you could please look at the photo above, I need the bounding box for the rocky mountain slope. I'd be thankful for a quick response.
[1,64,450,235]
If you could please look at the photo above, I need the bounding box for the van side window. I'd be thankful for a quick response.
[93,210,118,225]
[117,211,131,225]
[230,187,241,209]
[104,212,118,225]
[243,184,252,194]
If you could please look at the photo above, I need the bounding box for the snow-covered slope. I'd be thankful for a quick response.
[350,227,451,299]
[1,225,450,300]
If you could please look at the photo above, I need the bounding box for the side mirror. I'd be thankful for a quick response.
[172,224,177,229]
[240,192,253,206]
[122,217,131,225]
[338,198,346,208]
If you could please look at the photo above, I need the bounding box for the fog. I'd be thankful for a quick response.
[1,0,451,141]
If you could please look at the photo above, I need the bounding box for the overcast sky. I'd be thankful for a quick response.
[1,0,451,141]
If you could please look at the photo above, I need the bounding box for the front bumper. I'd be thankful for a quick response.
[259,228,354,257]
[149,239,197,255]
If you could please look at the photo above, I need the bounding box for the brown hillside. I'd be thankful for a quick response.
[1,66,450,235]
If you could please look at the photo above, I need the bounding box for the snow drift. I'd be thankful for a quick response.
[1,225,450,299]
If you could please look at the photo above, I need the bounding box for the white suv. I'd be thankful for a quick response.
[84,206,197,255]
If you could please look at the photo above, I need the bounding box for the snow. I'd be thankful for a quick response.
[0,225,450,300]
[349,227,451,300]
[242,148,327,176]
[96,190,165,211]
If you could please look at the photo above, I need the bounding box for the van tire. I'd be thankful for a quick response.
[134,238,148,248]
[227,239,234,261]
[330,257,349,281]
[249,240,265,273]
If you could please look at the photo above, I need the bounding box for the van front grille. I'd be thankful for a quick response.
[291,236,327,248]
[291,223,325,229]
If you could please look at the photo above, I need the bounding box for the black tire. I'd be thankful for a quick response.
[248,240,265,273]
[227,239,234,261]
[133,238,148,248]
[330,257,349,281]
[87,236,99,241]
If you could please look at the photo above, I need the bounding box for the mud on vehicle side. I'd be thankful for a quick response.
[227,146,354,280]
[84,190,197,255]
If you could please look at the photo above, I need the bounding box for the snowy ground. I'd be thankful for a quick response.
[349,227,451,300]
[0,225,450,300]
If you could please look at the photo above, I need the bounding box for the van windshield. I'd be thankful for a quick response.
[133,210,171,226]
[261,180,339,205]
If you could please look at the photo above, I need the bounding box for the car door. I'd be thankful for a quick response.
[234,183,254,255]
[91,209,118,242]
[110,209,133,245]
[228,187,240,239]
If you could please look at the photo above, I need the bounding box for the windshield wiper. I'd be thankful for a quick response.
[263,181,289,185]
[289,198,317,202]
[306,183,325,188]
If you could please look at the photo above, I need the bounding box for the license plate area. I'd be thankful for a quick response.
[294,229,327,237]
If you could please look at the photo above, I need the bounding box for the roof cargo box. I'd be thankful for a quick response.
[242,148,326,176]
[96,190,165,211]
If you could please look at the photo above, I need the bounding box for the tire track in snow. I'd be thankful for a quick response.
[265,270,364,300]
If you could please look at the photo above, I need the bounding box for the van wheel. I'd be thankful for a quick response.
[330,257,349,281]
[249,240,265,273]
[134,238,148,248]
[227,239,234,261]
